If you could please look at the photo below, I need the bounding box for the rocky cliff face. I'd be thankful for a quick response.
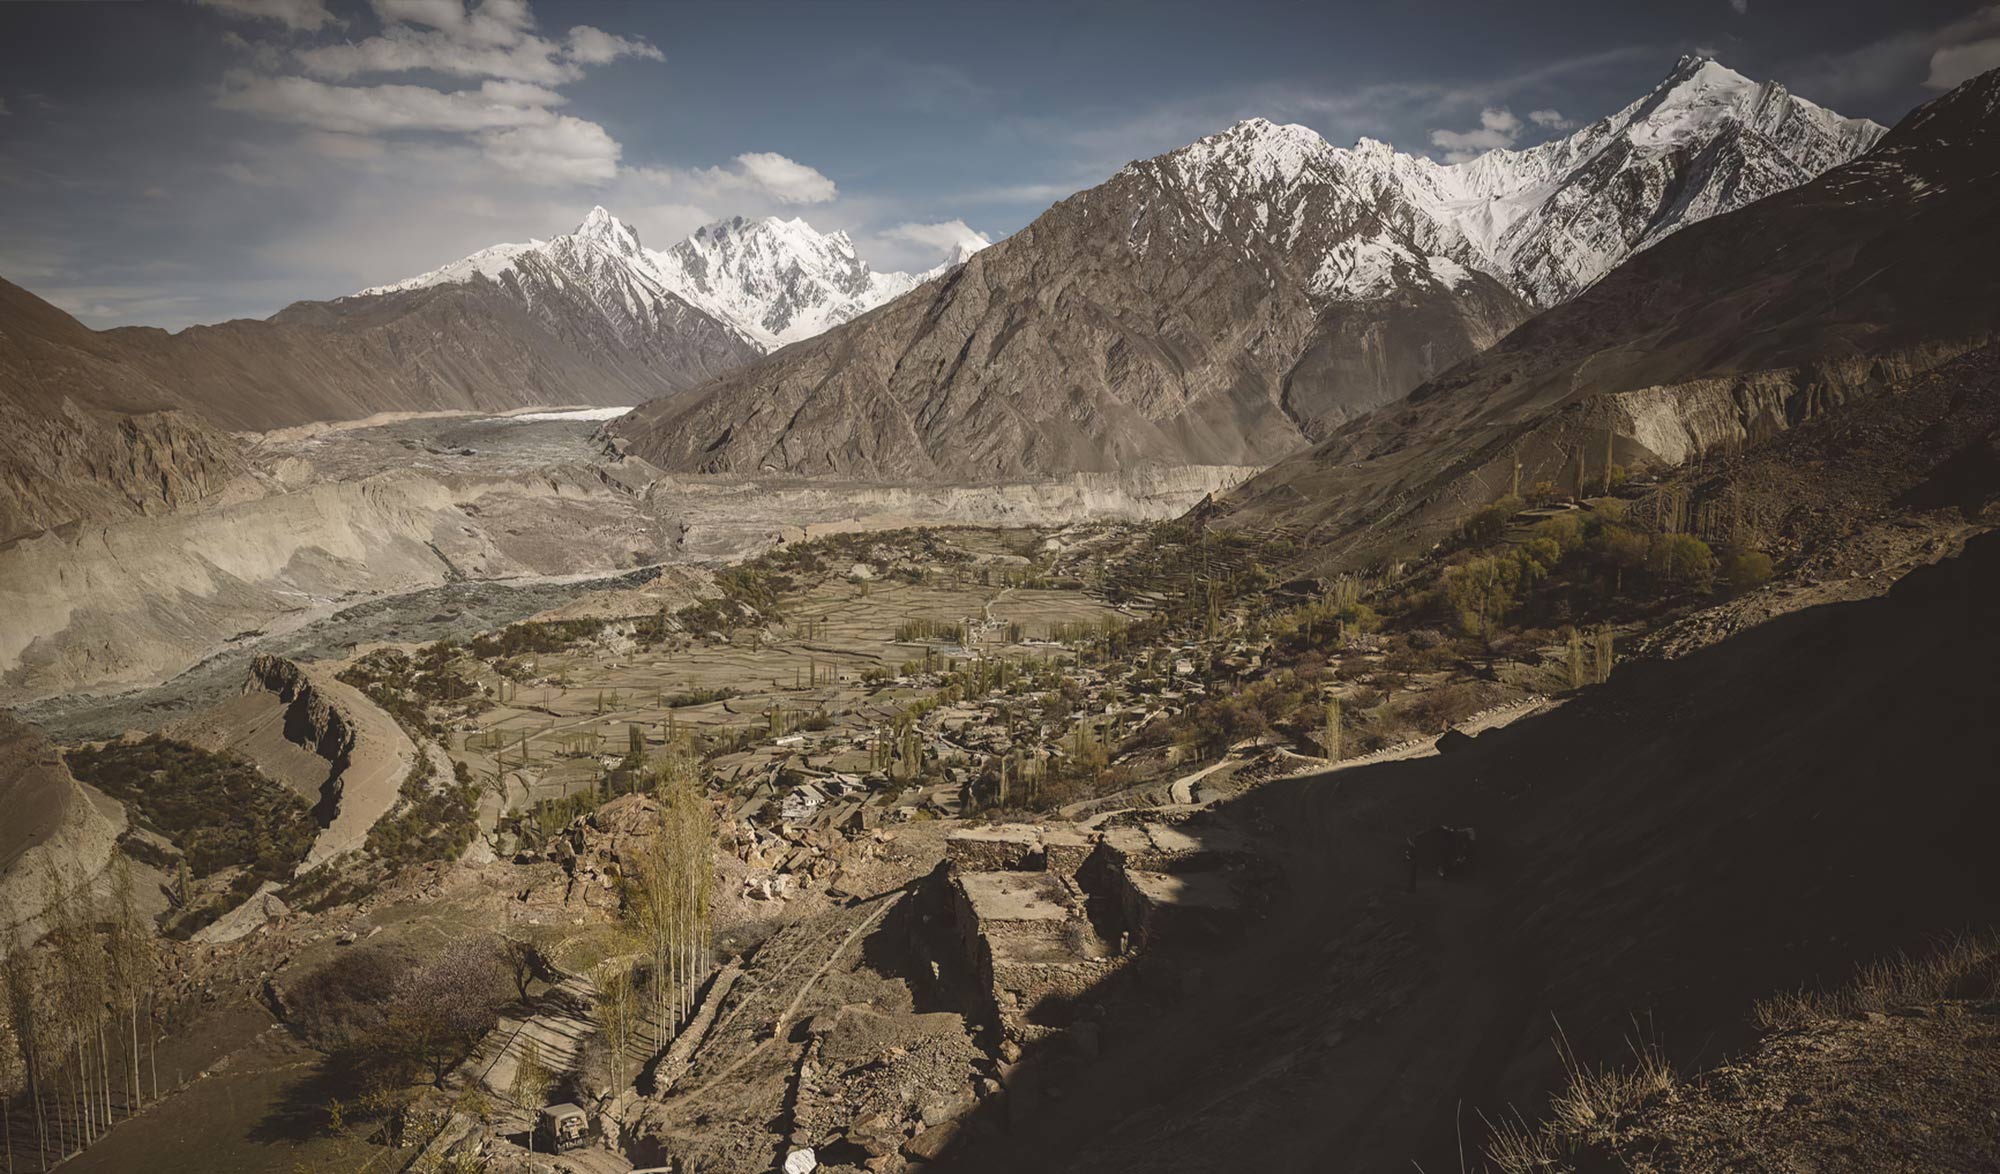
[248,654,357,813]
[612,57,1876,484]
[1208,66,2000,565]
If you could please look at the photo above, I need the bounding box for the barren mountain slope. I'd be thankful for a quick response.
[0,277,245,541]
[613,120,1534,481]
[1208,66,2000,569]
[0,713,123,946]
[0,210,759,438]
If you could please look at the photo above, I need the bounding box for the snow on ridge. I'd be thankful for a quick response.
[352,239,542,298]
[348,207,983,353]
[1138,54,1885,307]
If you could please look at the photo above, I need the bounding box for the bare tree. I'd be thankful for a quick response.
[388,941,508,1088]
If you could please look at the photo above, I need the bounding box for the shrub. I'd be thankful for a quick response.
[1720,545,1775,594]
[287,946,412,1054]
[1462,494,1525,546]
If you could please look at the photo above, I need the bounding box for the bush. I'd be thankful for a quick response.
[1462,494,1525,546]
[1720,545,1775,594]
[287,946,413,1053]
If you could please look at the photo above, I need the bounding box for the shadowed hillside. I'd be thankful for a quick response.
[938,528,2000,1172]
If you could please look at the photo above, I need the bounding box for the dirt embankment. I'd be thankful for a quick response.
[0,714,124,951]
[249,656,415,870]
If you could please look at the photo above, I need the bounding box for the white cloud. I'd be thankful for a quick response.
[1729,0,1748,14]
[565,25,664,66]
[1786,5,2000,105]
[729,152,838,204]
[1928,35,2000,89]
[0,98,9,117]
[643,152,840,205]
[1429,106,1525,161]
[198,0,337,32]
[217,73,618,182]
[1527,108,1574,129]
[372,0,533,46]
[880,219,990,253]
[479,79,566,107]
[296,25,583,85]
[217,74,555,134]
[477,116,620,184]
[290,4,659,85]
[211,0,661,190]
[222,29,287,71]
[862,219,994,273]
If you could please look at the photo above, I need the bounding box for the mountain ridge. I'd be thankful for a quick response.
[358,208,988,353]
[612,56,1880,483]
[1203,63,2000,566]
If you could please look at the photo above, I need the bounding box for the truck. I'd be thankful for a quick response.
[536,1103,590,1152]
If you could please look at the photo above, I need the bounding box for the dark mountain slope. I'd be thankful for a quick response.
[940,523,2000,1174]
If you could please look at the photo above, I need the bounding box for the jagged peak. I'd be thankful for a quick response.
[1662,54,1753,91]
[572,206,641,252]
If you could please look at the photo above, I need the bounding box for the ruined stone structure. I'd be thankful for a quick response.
[941,817,1266,1045]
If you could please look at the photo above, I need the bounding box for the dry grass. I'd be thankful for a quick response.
[1752,929,2000,1032]
[1481,1018,1676,1173]
[1484,933,2000,1171]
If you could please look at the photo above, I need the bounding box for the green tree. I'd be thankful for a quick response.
[1443,556,1523,638]
[1647,533,1717,591]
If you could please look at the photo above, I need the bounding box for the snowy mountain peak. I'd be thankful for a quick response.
[1121,54,1885,308]
[350,206,989,354]
[574,205,642,254]
[651,214,922,350]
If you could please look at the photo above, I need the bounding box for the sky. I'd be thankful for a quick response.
[2,0,1996,330]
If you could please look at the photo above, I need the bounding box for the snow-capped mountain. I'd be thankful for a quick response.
[649,216,961,350]
[1133,55,1884,309]
[359,208,984,353]
[610,56,1887,485]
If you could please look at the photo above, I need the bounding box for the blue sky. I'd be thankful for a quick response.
[2,0,1995,329]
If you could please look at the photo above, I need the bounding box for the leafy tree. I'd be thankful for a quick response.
[1462,494,1525,545]
[1442,556,1522,638]
[1589,524,1648,593]
[1647,533,1717,591]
